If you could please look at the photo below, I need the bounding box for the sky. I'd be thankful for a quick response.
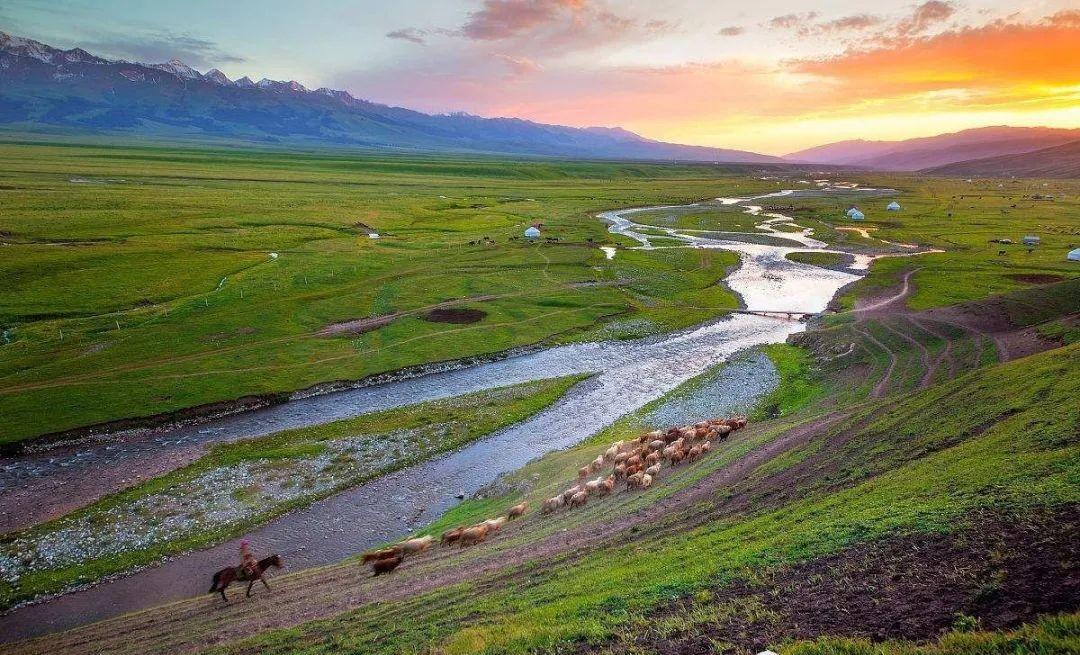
[2,0,1079,155]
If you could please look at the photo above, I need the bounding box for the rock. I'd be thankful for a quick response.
[455,493,465,500]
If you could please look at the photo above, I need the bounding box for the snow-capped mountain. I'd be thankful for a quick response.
[0,30,781,163]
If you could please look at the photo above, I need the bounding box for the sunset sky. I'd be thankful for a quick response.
[3,0,1079,154]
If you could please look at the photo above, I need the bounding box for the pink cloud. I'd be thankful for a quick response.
[460,0,587,40]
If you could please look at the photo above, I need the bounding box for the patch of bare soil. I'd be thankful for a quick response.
[422,308,487,324]
[318,295,498,336]
[317,314,396,336]
[1007,273,1065,284]
[583,506,1079,654]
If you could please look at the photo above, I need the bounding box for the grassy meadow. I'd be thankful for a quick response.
[2,141,1078,444]
[0,142,768,444]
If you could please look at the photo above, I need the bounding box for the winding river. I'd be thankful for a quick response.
[0,188,887,642]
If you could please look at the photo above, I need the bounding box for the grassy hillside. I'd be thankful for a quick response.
[10,282,1076,655]
[923,140,1080,179]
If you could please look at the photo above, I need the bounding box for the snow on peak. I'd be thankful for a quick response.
[203,68,231,85]
[152,58,201,79]
[0,31,57,63]
[233,76,256,88]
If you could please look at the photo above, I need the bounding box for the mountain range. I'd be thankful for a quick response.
[922,139,1080,179]
[0,31,781,163]
[2,30,1077,173]
[786,126,1080,171]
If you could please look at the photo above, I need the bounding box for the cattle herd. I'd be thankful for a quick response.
[359,416,747,576]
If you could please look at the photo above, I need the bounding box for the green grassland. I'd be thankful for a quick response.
[0,375,587,609]
[0,142,772,444]
[2,142,1078,446]
[785,177,1080,311]
[198,337,1079,655]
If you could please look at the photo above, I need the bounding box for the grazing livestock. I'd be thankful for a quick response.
[585,478,602,495]
[626,471,645,490]
[371,554,404,576]
[569,491,588,508]
[578,466,590,480]
[604,444,619,461]
[599,476,615,496]
[641,473,653,489]
[649,439,666,452]
[542,496,565,513]
[614,463,628,479]
[702,441,712,453]
[687,445,702,463]
[645,451,661,466]
[483,517,508,534]
[399,535,434,555]
[626,455,643,469]
[458,524,489,547]
[645,463,661,477]
[614,451,630,465]
[361,547,400,564]
[563,485,581,503]
[441,527,465,546]
[590,455,605,472]
[670,449,686,466]
[508,502,528,519]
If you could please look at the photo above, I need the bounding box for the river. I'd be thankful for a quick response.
[0,189,877,641]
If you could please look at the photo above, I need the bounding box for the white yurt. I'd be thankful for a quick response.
[1067,248,1080,262]
[524,226,541,241]
[887,201,901,211]
[849,208,865,221]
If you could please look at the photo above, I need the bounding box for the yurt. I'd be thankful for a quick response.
[886,201,901,211]
[524,226,541,241]
[1067,248,1080,262]
[849,208,865,221]
[1022,235,1040,246]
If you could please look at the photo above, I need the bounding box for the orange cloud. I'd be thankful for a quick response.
[793,12,1080,103]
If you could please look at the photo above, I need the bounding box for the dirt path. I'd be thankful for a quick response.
[1,413,848,655]
[854,268,919,315]
[877,320,933,388]
[852,326,896,398]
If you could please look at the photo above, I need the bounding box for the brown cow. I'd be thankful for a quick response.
[372,554,403,576]
[508,502,528,520]
[361,547,401,564]
[440,527,465,546]
[458,524,489,547]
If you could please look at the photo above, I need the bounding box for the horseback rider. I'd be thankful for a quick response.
[239,539,259,580]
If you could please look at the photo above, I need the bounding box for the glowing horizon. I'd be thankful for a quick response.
[3,0,1079,155]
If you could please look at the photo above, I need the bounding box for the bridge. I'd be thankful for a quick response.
[729,309,821,321]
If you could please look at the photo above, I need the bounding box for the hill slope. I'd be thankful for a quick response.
[8,280,1077,655]
[787,126,1080,170]
[0,31,779,163]
[922,139,1080,178]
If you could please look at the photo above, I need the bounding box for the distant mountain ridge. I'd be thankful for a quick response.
[786,126,1080,171]
[0,31,781,163]
[921,140,1080,179]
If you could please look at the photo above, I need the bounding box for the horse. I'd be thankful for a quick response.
[208,554,283,601]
